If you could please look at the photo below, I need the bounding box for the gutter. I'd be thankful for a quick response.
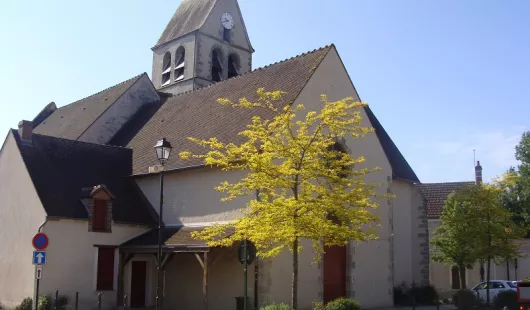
[37,217,48,233]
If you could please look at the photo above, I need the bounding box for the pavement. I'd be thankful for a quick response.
[373,305,456,310]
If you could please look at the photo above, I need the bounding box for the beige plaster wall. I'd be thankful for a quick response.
[298,46,394,308]
[38,219,147,310]
[0,132,47,308]
[124,246,257,310]
[136,167,250,225]
[199,0,253,53]
[392,180,429,286]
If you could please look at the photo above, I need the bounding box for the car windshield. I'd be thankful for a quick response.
[508,281,517,288]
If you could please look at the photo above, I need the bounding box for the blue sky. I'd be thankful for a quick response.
[1,0,528,183]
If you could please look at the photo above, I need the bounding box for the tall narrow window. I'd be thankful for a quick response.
[174,47,185,81]
[223,28,231,42]
[96,247,115,291]
[92,199,109,232]
[161,52,171,87]
[212,49,223,82]
[228,54,239,79]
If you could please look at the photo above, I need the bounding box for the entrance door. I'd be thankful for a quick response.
[130,261,147,308]
[323,245,346,303]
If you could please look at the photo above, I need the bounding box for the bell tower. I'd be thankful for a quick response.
[151,0,254,95]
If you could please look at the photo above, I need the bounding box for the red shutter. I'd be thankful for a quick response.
[93,200,107,231]
[96,247,115,291]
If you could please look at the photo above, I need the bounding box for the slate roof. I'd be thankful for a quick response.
[155,0,217,47]
[33,74,145,141]
[128,45,333,174]
[120,226,233,250]
[416,181,474,218]
[13,130,157,225]
[364,107,419,183]
[127,45,420,184]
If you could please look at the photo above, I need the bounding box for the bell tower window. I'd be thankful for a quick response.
[161,52,171,87]
[212,49,223,82]
[174,47,185,81]
[223,28,231,42]
[228,54,239,79]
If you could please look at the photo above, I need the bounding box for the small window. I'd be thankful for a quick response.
[161,52,171,87]
[92,199,108,232]
[223,28,231,42]
[212,49,223,82]
[96,247,115,291]
[174,47,185,81]
[228,54,239,79]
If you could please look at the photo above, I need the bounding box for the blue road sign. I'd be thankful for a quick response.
[32,251,46,265]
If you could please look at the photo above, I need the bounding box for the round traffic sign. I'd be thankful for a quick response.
[32,233,49,250]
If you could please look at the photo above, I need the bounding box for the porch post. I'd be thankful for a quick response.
[203,252,208,310]
[116,252,124,307]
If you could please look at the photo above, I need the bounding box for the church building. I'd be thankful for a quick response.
[0,0,428,309]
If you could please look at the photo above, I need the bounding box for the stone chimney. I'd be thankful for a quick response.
[475,160,483,185]
[18,120,33,143]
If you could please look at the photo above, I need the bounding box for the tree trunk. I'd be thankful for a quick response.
[486,256,491,305]
[459,265,466,289]
[292,237,299,310]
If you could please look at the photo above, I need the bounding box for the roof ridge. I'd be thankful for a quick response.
[418,181,474,185]
[32,133,133,151]
[55,73,147,110]
[164,44,334,99]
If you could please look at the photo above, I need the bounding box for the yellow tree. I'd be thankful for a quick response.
[180,89,387,309]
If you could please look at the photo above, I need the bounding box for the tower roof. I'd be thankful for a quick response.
[155,0,217,48]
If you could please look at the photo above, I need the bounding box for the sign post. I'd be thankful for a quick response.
[32,233,49,310]
[238,240,256,310]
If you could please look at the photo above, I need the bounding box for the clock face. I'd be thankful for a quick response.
[221,13,234,30]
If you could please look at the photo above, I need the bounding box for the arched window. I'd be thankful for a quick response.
[174,47,185,82]
[228,54,239,79]
[211,49,223,82]
[161,52,171,87]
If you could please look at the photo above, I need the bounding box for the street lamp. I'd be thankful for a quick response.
[154,138,172,310]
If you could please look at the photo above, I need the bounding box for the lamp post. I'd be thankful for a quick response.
[154,138,172,310]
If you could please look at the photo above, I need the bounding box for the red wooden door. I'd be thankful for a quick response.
[323,244,346,303]
[130,261,147,308]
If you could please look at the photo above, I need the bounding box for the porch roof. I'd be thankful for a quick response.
[119,226,233,252]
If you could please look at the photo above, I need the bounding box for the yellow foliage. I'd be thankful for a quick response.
[179,88,388,259]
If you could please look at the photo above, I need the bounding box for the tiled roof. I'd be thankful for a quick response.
[13,130,156,225]
[155,0,216,47]
[416,181,475,218]
[120,226,234,250]
[128,45,333,174]
[33,73,145,141]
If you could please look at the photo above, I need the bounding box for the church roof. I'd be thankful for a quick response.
[155,0,217,47]
[416,181,474,218]
[13,130,157,225]
[127,44,420,183]
[33,73,145,141]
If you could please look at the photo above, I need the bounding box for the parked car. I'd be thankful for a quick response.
[471,280,518,301]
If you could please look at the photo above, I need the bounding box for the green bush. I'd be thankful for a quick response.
[493,290,518,310]
[260,303,293,310]
[312,302,326,310]
[453,289,477,310]
[325,298,361,310]
[38,295,69,310]
[393,282,409,305]
[15,298,33,310]
[411,284,438,305]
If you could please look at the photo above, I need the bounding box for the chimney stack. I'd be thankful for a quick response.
[475,160,483,185]
[18,120,33,143]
